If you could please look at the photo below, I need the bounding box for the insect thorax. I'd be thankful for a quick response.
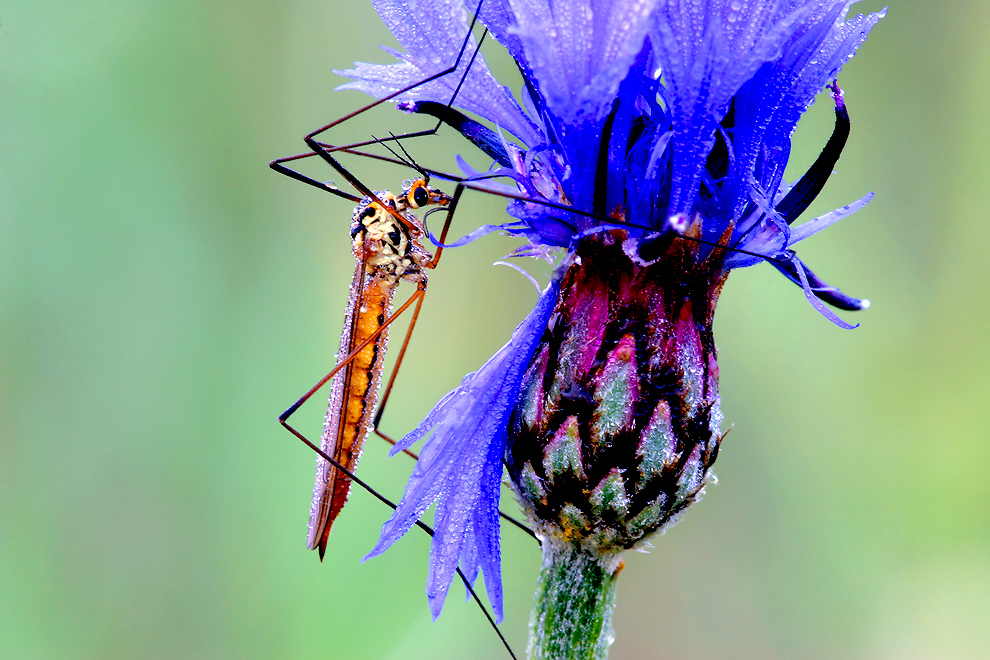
[350,191,431,284]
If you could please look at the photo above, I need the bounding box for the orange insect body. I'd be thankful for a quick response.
[307,179,451,557]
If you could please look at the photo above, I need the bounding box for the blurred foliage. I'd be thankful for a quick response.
[1,1,988,658]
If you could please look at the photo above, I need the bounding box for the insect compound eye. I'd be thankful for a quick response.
[412,185,429,209]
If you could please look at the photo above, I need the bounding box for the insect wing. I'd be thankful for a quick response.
[307,259,396,557]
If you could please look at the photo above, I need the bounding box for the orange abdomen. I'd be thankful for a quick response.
[307,271,394,557]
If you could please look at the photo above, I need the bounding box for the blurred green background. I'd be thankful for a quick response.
[2,0,987,658]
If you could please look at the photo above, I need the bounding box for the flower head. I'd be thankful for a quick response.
[344,0,884,621]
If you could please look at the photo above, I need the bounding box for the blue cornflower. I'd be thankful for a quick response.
[341,0,884,623]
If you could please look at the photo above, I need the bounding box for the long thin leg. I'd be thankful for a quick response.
[284,132,786,275]
[370,303,538,541]
[302,16,490,149]
[269,151,362,202]
[300,144,784,270]
[370,184,460,427]
[279,284,427,425]
[279,417,519,660]
[364,196,537,541]
[372,286,428,433]
[271,3,492,202]
[282,276,537,547]
[425,183,465,267]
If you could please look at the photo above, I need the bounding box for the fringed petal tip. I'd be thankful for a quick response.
[364,271,563,618]
[335,0,542,146]
[789,192,874,244]
[775,253,866,328]
[509,0,663,123]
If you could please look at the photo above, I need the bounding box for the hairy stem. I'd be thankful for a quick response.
[529,540,620,660]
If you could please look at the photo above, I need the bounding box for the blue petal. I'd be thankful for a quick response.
[789,191,873,244]
[651,0,823,218]
[507,0,662,124]
[726,2,885,217]
[429,220,530,249]
[364,269,562,621]
[464,0,531,73]
[774,253,867,325]
[649,1,884,227]
[336,0,542,146]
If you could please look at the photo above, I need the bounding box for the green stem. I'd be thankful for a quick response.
[529,539,621,660]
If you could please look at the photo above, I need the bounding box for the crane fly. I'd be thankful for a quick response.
[306,178,452,557]
[267,0,540,558]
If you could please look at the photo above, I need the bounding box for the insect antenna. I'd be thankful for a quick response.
[389,131,431,184]
[371,132,431,185]
[372,134,413,171]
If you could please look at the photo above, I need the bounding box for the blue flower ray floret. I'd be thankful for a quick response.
[336,0,542,147]
[364,273,561,621]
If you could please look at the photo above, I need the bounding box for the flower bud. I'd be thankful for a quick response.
[507,232,725,552]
